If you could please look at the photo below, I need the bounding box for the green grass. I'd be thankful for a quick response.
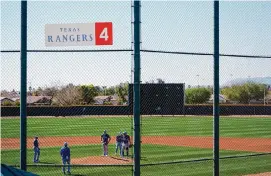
[2,144,270,176]
[140,156,271,176]
[2,144,254,165]
[1,116,271,138]
[1,116,271,175]
[24,155,271,176]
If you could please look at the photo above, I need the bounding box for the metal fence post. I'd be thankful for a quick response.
[133,0,141,175]
[20,0,27,171]
[213,0,220,176]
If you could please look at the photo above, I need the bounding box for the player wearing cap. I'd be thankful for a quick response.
[33,136,40,163]
[115,132,122,155]
[60,142,71,174]
[121,131,131,157]
[101,130,111,156]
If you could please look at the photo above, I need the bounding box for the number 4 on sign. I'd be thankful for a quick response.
[95,22,113,45]
[100,28,108,41]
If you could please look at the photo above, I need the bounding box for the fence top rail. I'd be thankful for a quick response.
[1,49,271,59]
[2,104,271,108]
[140,49,271,59]
[1,49,132,53]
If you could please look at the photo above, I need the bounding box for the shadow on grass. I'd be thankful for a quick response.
[37,161,56,164]
[110,156,131,162]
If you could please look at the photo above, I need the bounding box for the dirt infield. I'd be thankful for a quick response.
[72,156,132,165]
[143,136,271,153]
[244,172,271,176]
[1,136,271,152]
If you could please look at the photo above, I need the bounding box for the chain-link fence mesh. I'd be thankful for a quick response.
[1,1,271,176]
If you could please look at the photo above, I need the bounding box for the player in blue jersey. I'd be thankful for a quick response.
[33,136,40,163]
[121,131,131,157]
[101,130,111,156]
[115,132,122,155]
[60,142,71,175]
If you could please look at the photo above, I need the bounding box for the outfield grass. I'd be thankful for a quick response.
[1,144,253,165]
[24,155,271,176]
[1,116,271,138]
[2,144,270,176]
[1,116,271,175]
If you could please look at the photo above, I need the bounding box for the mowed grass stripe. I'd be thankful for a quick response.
[1,144,254,165]
[25,156,271,176]
[1,116,271,138]
[28,167,132,176]
[2,144,270,176]
[141,155,271,176]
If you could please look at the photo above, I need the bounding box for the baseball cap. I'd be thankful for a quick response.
[64,142,68,147]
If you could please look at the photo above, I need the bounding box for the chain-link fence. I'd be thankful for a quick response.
[1,1,271,176]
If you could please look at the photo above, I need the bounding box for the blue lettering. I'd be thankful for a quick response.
[63,35,68,42]
[89,34,93,41]
[56,35,61,42]
[60,28,63,32]
[69,35,75,41]
[48,36,53,42]
[77,35,80,42]
[82,34,87,41]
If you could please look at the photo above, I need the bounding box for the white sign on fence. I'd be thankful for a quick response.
[45,22,113,47]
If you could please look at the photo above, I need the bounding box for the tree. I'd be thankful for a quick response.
[95,86,104,95]
[221,83,267,104]
[15,101,20,106]
[80,84,98,104]
[33,87,43,96]
[42,87,57,96]
[156,78,165,84]
[185,87,212,104]
[115,82,129,104]
[54,84,82,106]
[105,86,115,95]
[2,101,13,106]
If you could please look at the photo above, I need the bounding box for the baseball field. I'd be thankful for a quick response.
[1,116,271,176]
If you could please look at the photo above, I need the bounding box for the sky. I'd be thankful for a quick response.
[1,1,271,91]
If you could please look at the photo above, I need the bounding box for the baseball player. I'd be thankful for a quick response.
[60,142,71,175]
[33,136,40,163]
[121,131,131,157]
[115,132,122,155]
[101,130,111,156]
